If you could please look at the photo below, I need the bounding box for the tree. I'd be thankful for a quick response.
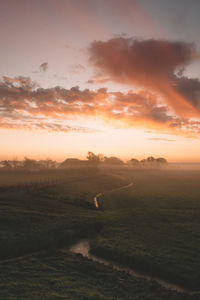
[87,152,101,164]
[140,159,147,164]
[23,157,38,169]
[103,156,124,165]
[59,158,87,168]
[147,156,155,163]
[156,157,167,165]
[1,160,12,169]
[42,159,57,169]
[128,158,139,166]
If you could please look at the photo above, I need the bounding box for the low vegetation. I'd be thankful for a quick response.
[1,249,194,300]
[0,167,125,260]
[1,165,200,298]
[90,169,200,290]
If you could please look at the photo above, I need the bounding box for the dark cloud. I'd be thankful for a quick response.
[39,62,48,72]
[89,38,197,85]
[174,77,200,109]
[89,37,200,117]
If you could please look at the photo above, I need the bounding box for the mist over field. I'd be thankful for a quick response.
[0,153,200,299]
[1,0,200,299]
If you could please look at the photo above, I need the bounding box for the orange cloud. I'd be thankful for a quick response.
[1,76,200,137]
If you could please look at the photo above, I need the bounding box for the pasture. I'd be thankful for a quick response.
[1,167,200,299]
[91,169,200,290]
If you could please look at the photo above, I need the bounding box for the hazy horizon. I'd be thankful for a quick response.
[2,153,200,164]
[1,0,200,162]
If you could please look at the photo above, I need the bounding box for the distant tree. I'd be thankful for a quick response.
[140,156,167,168]
[41,159,57,169]
[147,156,155,163]
[87,152,101,164]
[12,158,18,169]
[140,159,147,164]
[23,157,38,169]
[1,160,12,169]
[59,158,87,168]
[128,158,139,166]
[98,154,105,162]
[103,156,124,165]
[156,157,167,165]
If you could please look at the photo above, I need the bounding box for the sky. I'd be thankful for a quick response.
[1,0,200,162]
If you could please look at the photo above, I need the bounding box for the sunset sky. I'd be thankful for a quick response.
[1,0,200,162]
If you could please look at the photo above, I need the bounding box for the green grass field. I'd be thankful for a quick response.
[1,248,194,300]
[90,169,200,290]
[0,168,125,260]
[1,167,200,299]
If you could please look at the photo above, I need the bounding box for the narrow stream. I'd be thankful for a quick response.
[70,182,192,295]
[93,182,133,209]
[70,240,190,295]
[94,193,102,208]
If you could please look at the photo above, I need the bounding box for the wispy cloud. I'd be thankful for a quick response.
[68,64,85,74]
[148,138,175,142]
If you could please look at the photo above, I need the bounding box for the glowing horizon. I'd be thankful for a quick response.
[1,127,200,163]
[1,0,200,162]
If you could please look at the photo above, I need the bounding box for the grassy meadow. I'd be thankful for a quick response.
[0,248,195,300]
[90,169,200,290]
[0,167,200,299]
[0,168,126,260]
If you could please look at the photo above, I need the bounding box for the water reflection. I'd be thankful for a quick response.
[70,240,190,295]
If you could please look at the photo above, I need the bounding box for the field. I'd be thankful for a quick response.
[0,167,200,299]
[91,169,200,290]
[0,247,192,300]
[0,168,126,260]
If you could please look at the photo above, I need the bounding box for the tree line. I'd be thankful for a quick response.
[0,152,167,170]
[86,152,167,166]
